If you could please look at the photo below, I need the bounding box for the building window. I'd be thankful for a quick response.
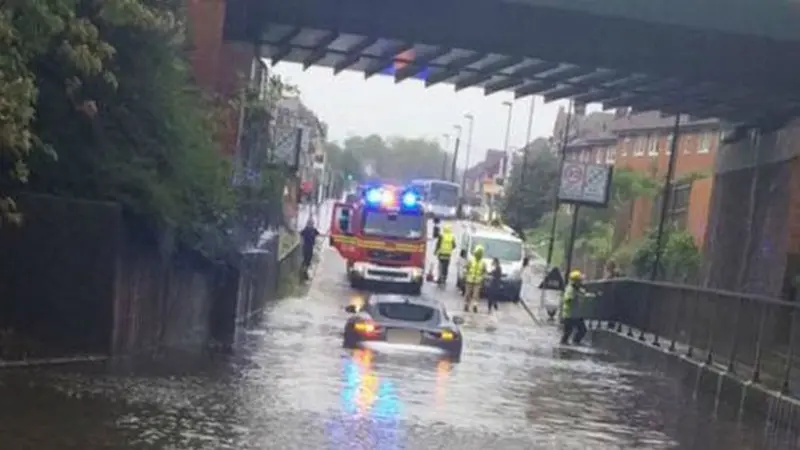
[620,137,630,156]
[698,131,713,153]
[683,135,692,154]
[595,149,604,164]
[633,136,646,156]
[647,134,659,156]
[652,183,692,231]
[665,134,674,154]
[606,146,616,164]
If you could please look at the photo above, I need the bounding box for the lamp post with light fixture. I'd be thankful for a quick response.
[450,124,463,182]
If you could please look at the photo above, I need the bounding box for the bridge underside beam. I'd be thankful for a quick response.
[229,0,800,125]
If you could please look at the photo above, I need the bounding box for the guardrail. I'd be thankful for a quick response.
[584,278,800,396]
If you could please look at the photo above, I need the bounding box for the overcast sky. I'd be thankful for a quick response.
[272,62,596,169]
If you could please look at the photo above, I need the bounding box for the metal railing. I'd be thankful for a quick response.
[585,278,800,396]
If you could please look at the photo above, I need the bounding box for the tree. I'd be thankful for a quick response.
[8,0,297,260]
[502,139,559,230]
[0,0,162,226]
[631,228,701,282]
[326,134,451,184]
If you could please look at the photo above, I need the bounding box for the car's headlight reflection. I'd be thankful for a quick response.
[327,349,403,449]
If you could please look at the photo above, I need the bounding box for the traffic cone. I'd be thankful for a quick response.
[426,264,435,282]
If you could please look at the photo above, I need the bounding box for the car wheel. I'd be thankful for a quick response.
[342,332,358,349]
[409,281,422,296]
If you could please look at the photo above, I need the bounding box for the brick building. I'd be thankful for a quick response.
[561,111,723,247]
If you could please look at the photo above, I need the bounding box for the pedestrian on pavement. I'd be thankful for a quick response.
[434,224,456,284]
[604,260,623,278]
[464,245,486,313]
[560,270,590,345]
[487,257,502,313]
[300,219,322,280]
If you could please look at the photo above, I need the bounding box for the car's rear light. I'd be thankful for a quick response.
[354,320,378,335]
[439,330,456,341]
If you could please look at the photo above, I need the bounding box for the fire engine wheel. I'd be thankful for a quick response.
[408,281,423,296]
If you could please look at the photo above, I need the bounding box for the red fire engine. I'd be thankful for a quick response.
[329,184,439,295]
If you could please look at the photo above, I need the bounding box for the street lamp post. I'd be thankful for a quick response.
[462,113,475,192]
[516,97,536,226]
[440,133,451,179]
[450,125,463,182]
[501,100,514,179]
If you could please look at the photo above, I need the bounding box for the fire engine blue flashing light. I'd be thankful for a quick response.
[401,192,418,208]
[365,188,383,205]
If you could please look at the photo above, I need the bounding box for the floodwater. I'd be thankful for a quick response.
[0,209,797,449]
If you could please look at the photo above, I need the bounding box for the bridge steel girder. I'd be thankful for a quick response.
[302,31,339,69]
[249,0,800,118]
[269,28,302,65]
[333,37,378,74]
[393,47,450,83]
[482,60,560,95]
[514,80,557,99]
[363,42,414,79]
[454,55,523,91]
[425,52,486,87]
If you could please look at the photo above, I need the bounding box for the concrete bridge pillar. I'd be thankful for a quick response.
[703,121,800,298]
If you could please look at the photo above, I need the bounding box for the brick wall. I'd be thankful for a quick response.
[614,129,719,244]
[186,0,255,157]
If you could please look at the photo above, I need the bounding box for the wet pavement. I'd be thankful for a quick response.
[0,203,797,449]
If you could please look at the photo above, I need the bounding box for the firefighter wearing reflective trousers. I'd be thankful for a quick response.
[464,245,486,313]
[561,270,590,345]
[434,224,456,284]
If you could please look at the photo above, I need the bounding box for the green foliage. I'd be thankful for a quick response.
[502,139,560,230]
[327,134,450,182]
[0,0,165,225]
[524,167,661,273]
[631,228,701,282]
[4,0,295,260]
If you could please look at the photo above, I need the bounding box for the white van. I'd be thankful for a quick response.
[455,224,529,302]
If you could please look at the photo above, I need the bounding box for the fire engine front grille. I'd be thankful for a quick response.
[367,249,411,262]
[367,270,406,278]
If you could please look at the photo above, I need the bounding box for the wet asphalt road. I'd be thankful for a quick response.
[0,203,796,449]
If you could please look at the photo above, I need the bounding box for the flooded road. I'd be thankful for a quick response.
[0,206,795,449]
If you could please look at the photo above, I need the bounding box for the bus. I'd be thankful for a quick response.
[409,179,461,219]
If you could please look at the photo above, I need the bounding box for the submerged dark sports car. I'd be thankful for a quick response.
[342,294,465,362]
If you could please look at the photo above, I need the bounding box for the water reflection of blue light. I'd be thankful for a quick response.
[326,352,404,449]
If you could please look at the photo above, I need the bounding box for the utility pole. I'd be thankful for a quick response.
[650,114,682,280]
[516,97,536,226]
[544,99,574,269]
[462,113,475,192]
[450,124,463,182]
[440,133,450,179]
[500,101,514,179]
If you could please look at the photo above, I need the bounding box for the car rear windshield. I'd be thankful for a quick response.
[377,303,436,322]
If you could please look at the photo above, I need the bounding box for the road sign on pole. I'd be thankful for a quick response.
[557,161,613,207]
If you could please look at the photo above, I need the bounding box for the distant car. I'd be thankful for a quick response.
[455,222,529,302]
[342,294,465,362]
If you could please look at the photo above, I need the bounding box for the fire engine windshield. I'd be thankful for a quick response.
[362,211,424,239]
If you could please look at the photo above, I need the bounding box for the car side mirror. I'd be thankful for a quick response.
[459,249,467,258]
[453,316,465,325]
[523,257,530,267]
[344,305,357,313]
